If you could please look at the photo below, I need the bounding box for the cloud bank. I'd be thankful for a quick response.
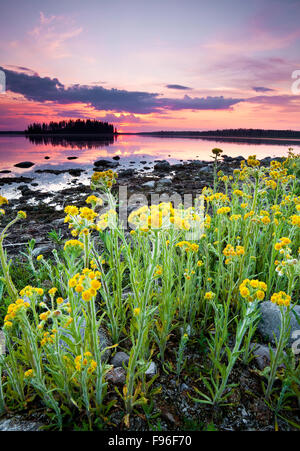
[1,67,243,114]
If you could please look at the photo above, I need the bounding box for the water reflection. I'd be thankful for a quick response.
[26,134,116,149]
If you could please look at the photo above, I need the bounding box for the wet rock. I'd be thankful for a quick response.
[67,157,78,160]
[68,169,84,177]
[105,367,126,385]
[111,351,130,368]
[258,301,300,345]
[0,416,44,431]
[199,165,212,173]
[118,169,135,177]
[154,160,170,171]
[44,156,50,160]
[94,159,119,168]
[157,177,172,186]
[0,176,34,186]
[14,161,35,169]
[142,181,155,189]
[0,170,11,174]
[145,361,157,377]
[112,156,120,161]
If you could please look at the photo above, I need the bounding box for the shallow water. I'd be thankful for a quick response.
[0,134,299,199]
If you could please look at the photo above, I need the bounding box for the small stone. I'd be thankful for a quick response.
[94,159,119,168]
[111,351,130,368]
[145,361,157,376]
[14,161,35,169]
[158,177,172,186]
[68,169,83,177]
[112,156,120,160]
[142,181,155,189]
[180,383,189,392]
[118,169,135,177]
[106,367,126,385]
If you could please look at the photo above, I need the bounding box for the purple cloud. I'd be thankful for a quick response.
[1,67,243,114]
[252,86,275,93]
[166,84,191,90]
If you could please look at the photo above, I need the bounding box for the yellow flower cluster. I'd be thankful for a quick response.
[64,205,98,236]
[96,209,117,231]
[247,155,260,167]
[223,244,245,264]
[217,206,231,215]
[24,369,34,378]
[176,241,199,252]
[17,211,27,219]
[64,239,84,252]
[91,170,117,190]
[19,285,44,297]
[40,330,57,347]
[239,279,267,302]
[74,352,97,374]
[206,192,230,204]
[4,298,30,328]
[274,237,291,251]
[290,214,300,227]
[270,291,291,307]
[68,268,102,302]
[204,291,215,300]
[128,202,202,233]
[86,195,103,206]
[0,196,8,206]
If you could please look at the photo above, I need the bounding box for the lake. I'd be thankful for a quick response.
[0,134,299,199]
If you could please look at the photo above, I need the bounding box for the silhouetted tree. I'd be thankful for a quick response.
[25,119,115,134]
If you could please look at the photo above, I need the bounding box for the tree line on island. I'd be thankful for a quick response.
[25,119,116,134]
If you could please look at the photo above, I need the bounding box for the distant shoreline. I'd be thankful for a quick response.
[1,130,300,146]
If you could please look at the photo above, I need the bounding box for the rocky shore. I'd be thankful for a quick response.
[0,154,282,255]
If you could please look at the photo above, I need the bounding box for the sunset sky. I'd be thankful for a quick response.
[0,0,300,132]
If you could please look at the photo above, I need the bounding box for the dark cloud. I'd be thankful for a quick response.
[252,86,275,93]
[166,84,191,90]
[1,66,243,114]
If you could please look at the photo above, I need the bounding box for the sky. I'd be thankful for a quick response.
[0,0,300,131]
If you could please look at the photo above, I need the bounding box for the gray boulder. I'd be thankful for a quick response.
[94,159,119,168]
[154,160,170,171]
[250,343,285,370]
[111,351,130,368]
[258,301,300,345]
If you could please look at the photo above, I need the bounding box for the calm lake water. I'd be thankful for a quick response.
[0,134,299,199]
